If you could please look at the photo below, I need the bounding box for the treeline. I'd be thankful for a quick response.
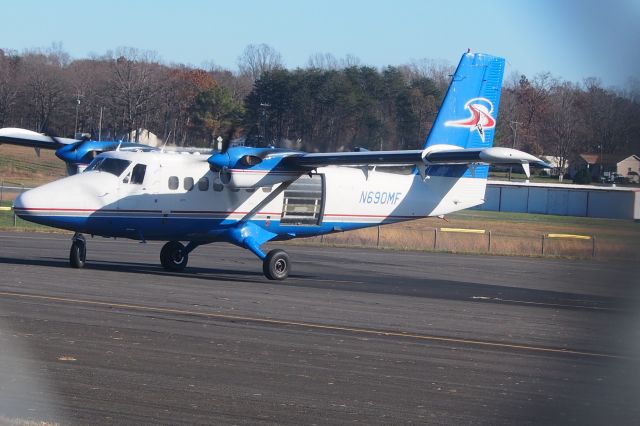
[1,43,638,165]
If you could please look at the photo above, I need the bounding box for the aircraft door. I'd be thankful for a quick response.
[117,163,150,211]
[280,174,325,225]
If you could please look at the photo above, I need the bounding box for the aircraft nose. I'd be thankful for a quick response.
[14,189,30,211]
[13,183,80,229]
[13,187,44,217]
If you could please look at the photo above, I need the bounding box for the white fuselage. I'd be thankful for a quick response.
[14,151,487,241]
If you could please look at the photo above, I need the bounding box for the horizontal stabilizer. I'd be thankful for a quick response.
[423,146,551,169]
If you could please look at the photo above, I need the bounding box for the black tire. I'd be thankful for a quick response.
[160,241,188,271]
[263,249,290,280]
[69,239,86,269]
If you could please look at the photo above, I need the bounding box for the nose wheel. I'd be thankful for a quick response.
[69,233,87,268]
[262,249,290,280]
[160,241,189,271]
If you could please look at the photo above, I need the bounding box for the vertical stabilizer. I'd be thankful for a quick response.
[424,52,505,150]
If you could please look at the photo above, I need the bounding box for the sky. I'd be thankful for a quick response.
[1,0,638,88]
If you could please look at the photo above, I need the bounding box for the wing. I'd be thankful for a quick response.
[0,127,79,149]
[285,146,551,177]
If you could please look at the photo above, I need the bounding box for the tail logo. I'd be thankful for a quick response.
[445,98,495,142]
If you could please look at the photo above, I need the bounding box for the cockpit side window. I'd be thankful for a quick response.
[130,164,147,184]
[85,157,131,177]
[84,157,104,172]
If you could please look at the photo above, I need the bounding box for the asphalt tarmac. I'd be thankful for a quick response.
[0,231,638,425]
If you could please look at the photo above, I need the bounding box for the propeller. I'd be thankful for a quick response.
[43,128,66,148]
[220,126,235,154]
[208,127,236,173]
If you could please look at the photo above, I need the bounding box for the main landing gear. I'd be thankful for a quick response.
[262,249,290,280]
[160,241,189,272]
[158,240,291,280]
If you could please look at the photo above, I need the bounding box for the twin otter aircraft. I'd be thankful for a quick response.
[7,52,548,280]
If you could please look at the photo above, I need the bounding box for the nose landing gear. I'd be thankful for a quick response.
[69,233,87,268]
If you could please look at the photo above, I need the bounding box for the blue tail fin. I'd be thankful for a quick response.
[424,52,505,149]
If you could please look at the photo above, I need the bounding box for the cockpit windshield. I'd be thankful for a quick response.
[85,157,132,177]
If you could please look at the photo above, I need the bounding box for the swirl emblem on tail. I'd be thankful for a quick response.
[444,97,495,142]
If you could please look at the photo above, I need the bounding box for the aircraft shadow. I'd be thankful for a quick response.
[0,255,633,313]
[0,256,268,285]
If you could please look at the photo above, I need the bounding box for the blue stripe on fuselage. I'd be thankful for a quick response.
[15,213,410,242]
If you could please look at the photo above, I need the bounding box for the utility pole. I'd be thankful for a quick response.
[508,121,521,181]
[509,121,521,148]
[98,107,103,141]
[74,90,84,137]
[599,144,603,181]
[260,103,270,145]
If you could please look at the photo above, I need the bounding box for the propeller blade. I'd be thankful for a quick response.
[45,129,64,146]
[220,126,236,154]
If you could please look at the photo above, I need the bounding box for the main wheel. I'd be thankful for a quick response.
[160,241,188,271]
[69,238,86,269]
[262,249,290,280]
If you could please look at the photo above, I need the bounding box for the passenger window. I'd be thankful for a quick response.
[184,177,194,191]
[168,176,179,190]
[197,177,209,191]
[130,164,146,184]
[213,182,224,192]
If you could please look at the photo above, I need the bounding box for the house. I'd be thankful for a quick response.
[617,155,640,183]
[570,153,640,183]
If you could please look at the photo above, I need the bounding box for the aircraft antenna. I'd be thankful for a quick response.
[160,131,171,153]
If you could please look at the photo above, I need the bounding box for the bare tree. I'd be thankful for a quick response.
[408,58,454,95]
[20,52,68,132]
[237,43,283,82]
[0,49,20,127]
[206,62,252,103]
[513,72,554,154]
[542,82,584,173]
[307,52,339,70]
[105,47,164,140]
[307,53,361,70]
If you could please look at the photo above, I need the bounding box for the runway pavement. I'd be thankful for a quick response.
[0,231,638,425]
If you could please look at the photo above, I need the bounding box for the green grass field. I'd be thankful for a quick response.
[0,201,58,232]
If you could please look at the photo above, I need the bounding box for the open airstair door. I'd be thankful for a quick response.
[280,174,325,226]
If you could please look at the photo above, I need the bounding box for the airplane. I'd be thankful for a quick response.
[9,51,550,280]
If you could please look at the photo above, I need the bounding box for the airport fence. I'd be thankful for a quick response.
[301,224,630,260]
[0,181,31,228]
[0,181,30,203]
